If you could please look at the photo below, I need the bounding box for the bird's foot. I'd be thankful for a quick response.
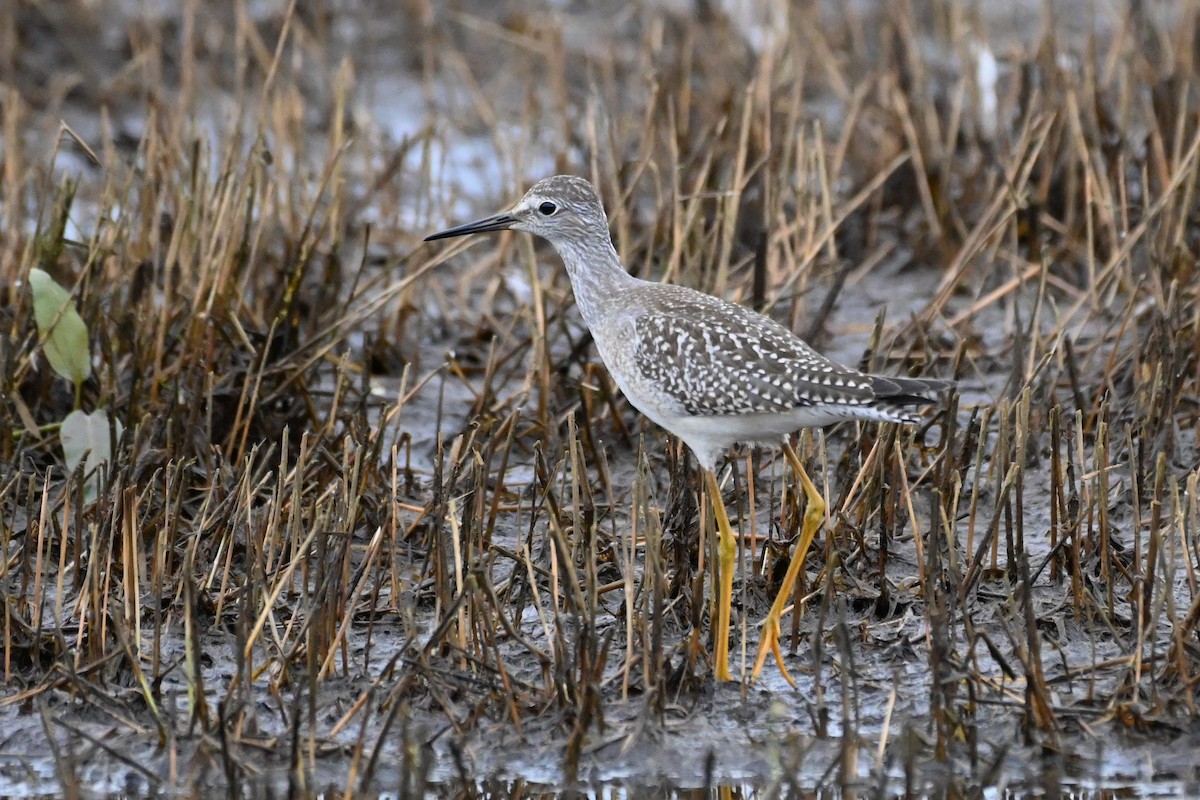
[751,611,797,687]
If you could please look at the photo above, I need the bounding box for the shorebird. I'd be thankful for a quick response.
[425,175,950,684]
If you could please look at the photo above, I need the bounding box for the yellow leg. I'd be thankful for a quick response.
[704,470,736,681]
[751,441,825,686]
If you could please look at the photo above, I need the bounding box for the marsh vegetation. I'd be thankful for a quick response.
[3,1,1200,796]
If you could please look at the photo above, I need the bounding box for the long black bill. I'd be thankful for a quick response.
[424,213,517,242]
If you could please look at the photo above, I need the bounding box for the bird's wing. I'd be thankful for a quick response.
[631,289,877,417]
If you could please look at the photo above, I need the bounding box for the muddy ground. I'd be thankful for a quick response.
[3,1,1200,797]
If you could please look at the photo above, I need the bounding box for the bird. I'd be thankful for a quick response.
[424,175,951,684]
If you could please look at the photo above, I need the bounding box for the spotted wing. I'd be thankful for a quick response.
[632,290,877,417]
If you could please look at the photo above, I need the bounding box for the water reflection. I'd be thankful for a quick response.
[5,778,1170,799]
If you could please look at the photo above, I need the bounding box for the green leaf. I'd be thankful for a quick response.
[61,408,121,503]
[29,267,91,388]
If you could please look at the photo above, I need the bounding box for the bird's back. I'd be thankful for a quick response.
[583,281,948,470]
[593,281,943,418]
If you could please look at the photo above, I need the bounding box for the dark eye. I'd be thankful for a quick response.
[538,201,557,216]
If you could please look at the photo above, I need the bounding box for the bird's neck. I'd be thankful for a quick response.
[552,233,637,329]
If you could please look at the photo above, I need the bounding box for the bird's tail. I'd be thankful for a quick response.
[868,375,953,423]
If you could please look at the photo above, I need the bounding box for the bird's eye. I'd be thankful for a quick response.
[538,201,558,216]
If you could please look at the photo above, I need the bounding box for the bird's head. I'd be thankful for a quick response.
[424,175,607,247]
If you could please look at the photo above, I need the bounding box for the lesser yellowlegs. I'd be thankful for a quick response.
[425,175,951,683]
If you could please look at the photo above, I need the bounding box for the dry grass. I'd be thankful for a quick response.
[3,0,1200,796]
